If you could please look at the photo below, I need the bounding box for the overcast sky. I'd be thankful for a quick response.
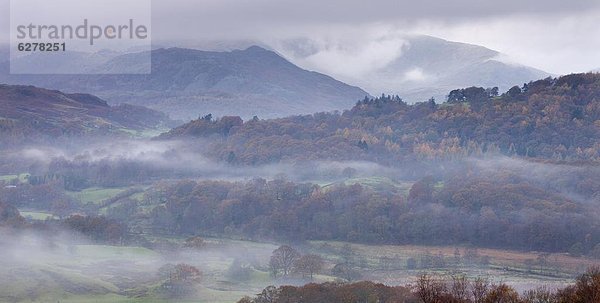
[1,0,600,74]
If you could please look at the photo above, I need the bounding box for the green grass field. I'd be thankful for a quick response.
[321,177,413,196]
[0,173,29,183]
[0,239,282,303]
[20,210,58,220]
[1,236,593,303]
[66,187,133,205]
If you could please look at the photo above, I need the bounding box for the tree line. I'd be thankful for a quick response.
[134,170,600,255]
[160,73,600,166]
[238,266,600,303]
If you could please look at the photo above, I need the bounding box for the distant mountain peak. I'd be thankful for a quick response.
[0,47,368,120]
[243,45,270,52]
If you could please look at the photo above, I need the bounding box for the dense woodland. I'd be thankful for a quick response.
[160,73,600,165]
[133,168,600,254]
[2,157,599,255]
[239,282,417,303]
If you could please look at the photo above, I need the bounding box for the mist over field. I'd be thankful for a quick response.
[1,0,600,302]
[0,227,284,303]
[13,137,599,193]
[1,83,600,302]
[3,139,400,183]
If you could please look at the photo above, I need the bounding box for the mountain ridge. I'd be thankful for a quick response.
[0,36,553,119]
[0,84,176,146]
[0,46,369,120]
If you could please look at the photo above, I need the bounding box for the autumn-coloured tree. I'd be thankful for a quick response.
[254,285,279,303]
[50,199,73,218]
[572,266,600,303]
[130,172,600,255]
[183,235,206,250]
[294,254,324,279]
[173,263,202,282]
[239,267,600,303]
[62,215,125,244]
[158,73,600,167]
[483,284,520,303]
[241,282,417,303]
[407,176,435,204]
[160,263,202,298]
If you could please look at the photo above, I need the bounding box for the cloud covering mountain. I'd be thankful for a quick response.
[275,35,550,102]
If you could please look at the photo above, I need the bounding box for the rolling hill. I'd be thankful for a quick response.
[0,84,175,146]
[158,73,600,165]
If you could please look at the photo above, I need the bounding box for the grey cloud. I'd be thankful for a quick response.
[147,0,600,75]
[148,0,600,42]
[152,0,600,26]
[2,0,600,77]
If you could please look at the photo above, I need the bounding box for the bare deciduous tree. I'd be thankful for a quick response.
[294,254,324,280]
[270,245,300,277]
[415,273,447,303]
[450,274,470,302]
[471,277,490,303]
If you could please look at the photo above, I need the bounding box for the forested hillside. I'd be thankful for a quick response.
[115,162,598,255]
[160,73,600,165]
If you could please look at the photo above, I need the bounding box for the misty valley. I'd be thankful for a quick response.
[0,72,599,303]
